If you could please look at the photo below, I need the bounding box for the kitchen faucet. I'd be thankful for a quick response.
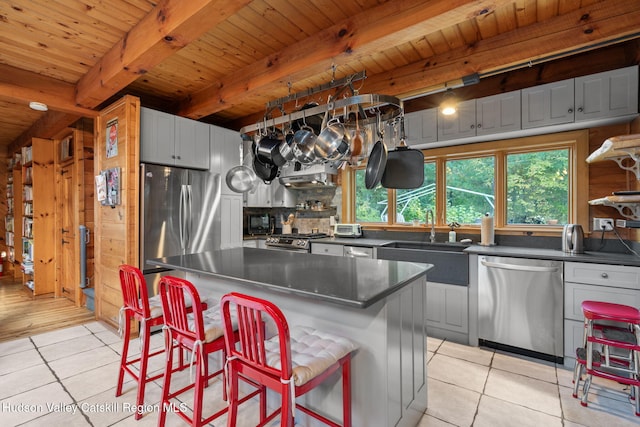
[426,209,435,243]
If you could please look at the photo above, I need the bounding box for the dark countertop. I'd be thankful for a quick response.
[147,248,432,308]
[464,245,640,267]
[314,237,396,247]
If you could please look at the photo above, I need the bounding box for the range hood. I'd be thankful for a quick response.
[279,163,338,188]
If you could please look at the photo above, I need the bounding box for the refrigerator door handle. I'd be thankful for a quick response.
[179,184,188,251]
[185,184,193,249]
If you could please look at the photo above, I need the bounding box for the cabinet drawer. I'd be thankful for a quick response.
[311,243,343,256]
[564,281,640,321]
[564,262,640,289]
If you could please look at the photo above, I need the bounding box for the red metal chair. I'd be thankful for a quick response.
[221,292,358,427]
[157,276,261,427]
[116,265,195,420]
[572,300,640,416]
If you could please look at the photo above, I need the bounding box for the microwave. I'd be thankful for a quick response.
[334,223,362,238]
[247,214,272,235]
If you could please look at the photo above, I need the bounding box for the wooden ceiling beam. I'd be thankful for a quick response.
[8,111,81,154]
[364,0,640,99]
[75,0,251,109]
[0,64,97,117]
[177,0,513,119]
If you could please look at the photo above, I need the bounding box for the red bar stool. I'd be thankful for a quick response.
[573,300,640,416]
[221,292,358,427]
[116,265,200,420]
[157,276,262,427]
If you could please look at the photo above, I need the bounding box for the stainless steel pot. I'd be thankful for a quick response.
[292,126,317,164]
[256,134,287,167]
[315,118,345,159]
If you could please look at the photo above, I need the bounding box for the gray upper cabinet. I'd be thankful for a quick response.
[403,109,437,145]
[574,65,639,122]
[437,99,476,141]
[140,107,210,170]
[521,78,575,129]
[211,125,243,196]
[475,91,521,135]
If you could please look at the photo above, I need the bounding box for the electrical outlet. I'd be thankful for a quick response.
[593,217,614,231]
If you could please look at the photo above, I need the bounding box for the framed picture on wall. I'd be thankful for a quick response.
[60,135,73,161]
[97,167,120,207]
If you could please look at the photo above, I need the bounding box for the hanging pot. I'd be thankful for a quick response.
[256,134,287,167]
[292,125,317,164]
[315,117,345,159]
[253,156,278,183]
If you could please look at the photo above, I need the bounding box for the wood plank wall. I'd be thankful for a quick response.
[93,96,140,329]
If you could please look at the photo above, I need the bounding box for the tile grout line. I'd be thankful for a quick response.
[19,334,95,427]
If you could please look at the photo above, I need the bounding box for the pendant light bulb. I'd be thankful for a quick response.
[440,89,457,116]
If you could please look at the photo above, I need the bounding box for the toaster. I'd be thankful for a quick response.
[333,223,362,238]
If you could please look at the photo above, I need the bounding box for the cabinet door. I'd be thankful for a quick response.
[140,108,175,165]
[476,91,521,135]
[575,65,639,121]
[404,109,437,145]
[244,180,271,207]
[521,79,574,129]
[271,182,295,207]
[175,116,210,169]
[437,99,476,141]
[426,282,468,333]
[220,195,243,249]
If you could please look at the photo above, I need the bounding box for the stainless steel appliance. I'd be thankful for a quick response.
[247,213,273,235]
[562,224,585,254]
[478,256,563,362]
[265,233,328,253]
[140,163,220,290]
[333,223,362,238]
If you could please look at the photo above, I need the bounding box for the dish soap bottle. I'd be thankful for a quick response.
[448,222,459,243]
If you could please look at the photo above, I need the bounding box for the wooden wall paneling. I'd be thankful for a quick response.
[30,137,56,297]
[94,95,140,329]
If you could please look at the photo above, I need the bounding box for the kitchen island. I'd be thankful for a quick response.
[149,248,432,427]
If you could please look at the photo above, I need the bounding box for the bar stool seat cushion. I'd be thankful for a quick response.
[147,294,208,319]
[582,301,640,323]
[186,305,237,343]
[264,326,357,386]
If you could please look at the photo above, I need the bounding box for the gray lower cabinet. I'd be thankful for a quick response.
[426,282,468,340]
[563,261,640,366]
[311,242,344,256]
[220,194,243,249]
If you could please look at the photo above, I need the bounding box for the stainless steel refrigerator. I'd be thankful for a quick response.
[140,163,220,294]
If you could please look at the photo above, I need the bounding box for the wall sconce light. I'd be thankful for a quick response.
[440,89,457,116]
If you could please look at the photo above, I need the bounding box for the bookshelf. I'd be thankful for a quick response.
[20,140,55,296]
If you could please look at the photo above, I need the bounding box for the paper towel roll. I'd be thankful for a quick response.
[481,214,494,246]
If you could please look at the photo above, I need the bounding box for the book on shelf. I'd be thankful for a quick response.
[23,185,33,201]
[21,146,32,164]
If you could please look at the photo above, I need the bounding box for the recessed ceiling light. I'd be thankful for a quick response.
[29,101,48,111]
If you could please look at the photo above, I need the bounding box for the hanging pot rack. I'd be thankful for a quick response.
[239,70,404,136]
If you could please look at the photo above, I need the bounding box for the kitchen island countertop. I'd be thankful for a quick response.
[147,247,431,308]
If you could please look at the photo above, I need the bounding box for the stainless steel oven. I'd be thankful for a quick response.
[264,233,327,253]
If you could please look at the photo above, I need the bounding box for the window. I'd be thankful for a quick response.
[445,157,495,225]
[348,130,588,232]
[506,150,569,225]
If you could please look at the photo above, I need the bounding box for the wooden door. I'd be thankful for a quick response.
[59,163,76,302]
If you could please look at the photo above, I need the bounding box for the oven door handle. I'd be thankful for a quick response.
[481,259,559,273]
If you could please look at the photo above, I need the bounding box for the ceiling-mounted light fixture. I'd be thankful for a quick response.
[440,88,457,116]
[29,101,48,111]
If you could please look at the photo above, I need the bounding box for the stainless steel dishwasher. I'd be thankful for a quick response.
[478,256,563,362]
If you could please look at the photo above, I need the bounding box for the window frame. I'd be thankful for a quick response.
[344,130,589,236]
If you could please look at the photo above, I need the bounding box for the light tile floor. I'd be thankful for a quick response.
[1,322,638,426]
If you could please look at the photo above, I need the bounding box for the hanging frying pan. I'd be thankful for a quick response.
[365,113,388,189]
[365,140,387,189]
[381,117,425,189]
[225,141,258,193]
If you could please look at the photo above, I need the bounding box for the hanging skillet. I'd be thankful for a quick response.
[381,116,425,189]
[365,112,388,190]
[225,140,258,193]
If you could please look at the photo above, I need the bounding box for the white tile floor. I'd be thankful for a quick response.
[0,321,638,426]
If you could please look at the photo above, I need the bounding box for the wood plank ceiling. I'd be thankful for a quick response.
[0,0,638,153]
